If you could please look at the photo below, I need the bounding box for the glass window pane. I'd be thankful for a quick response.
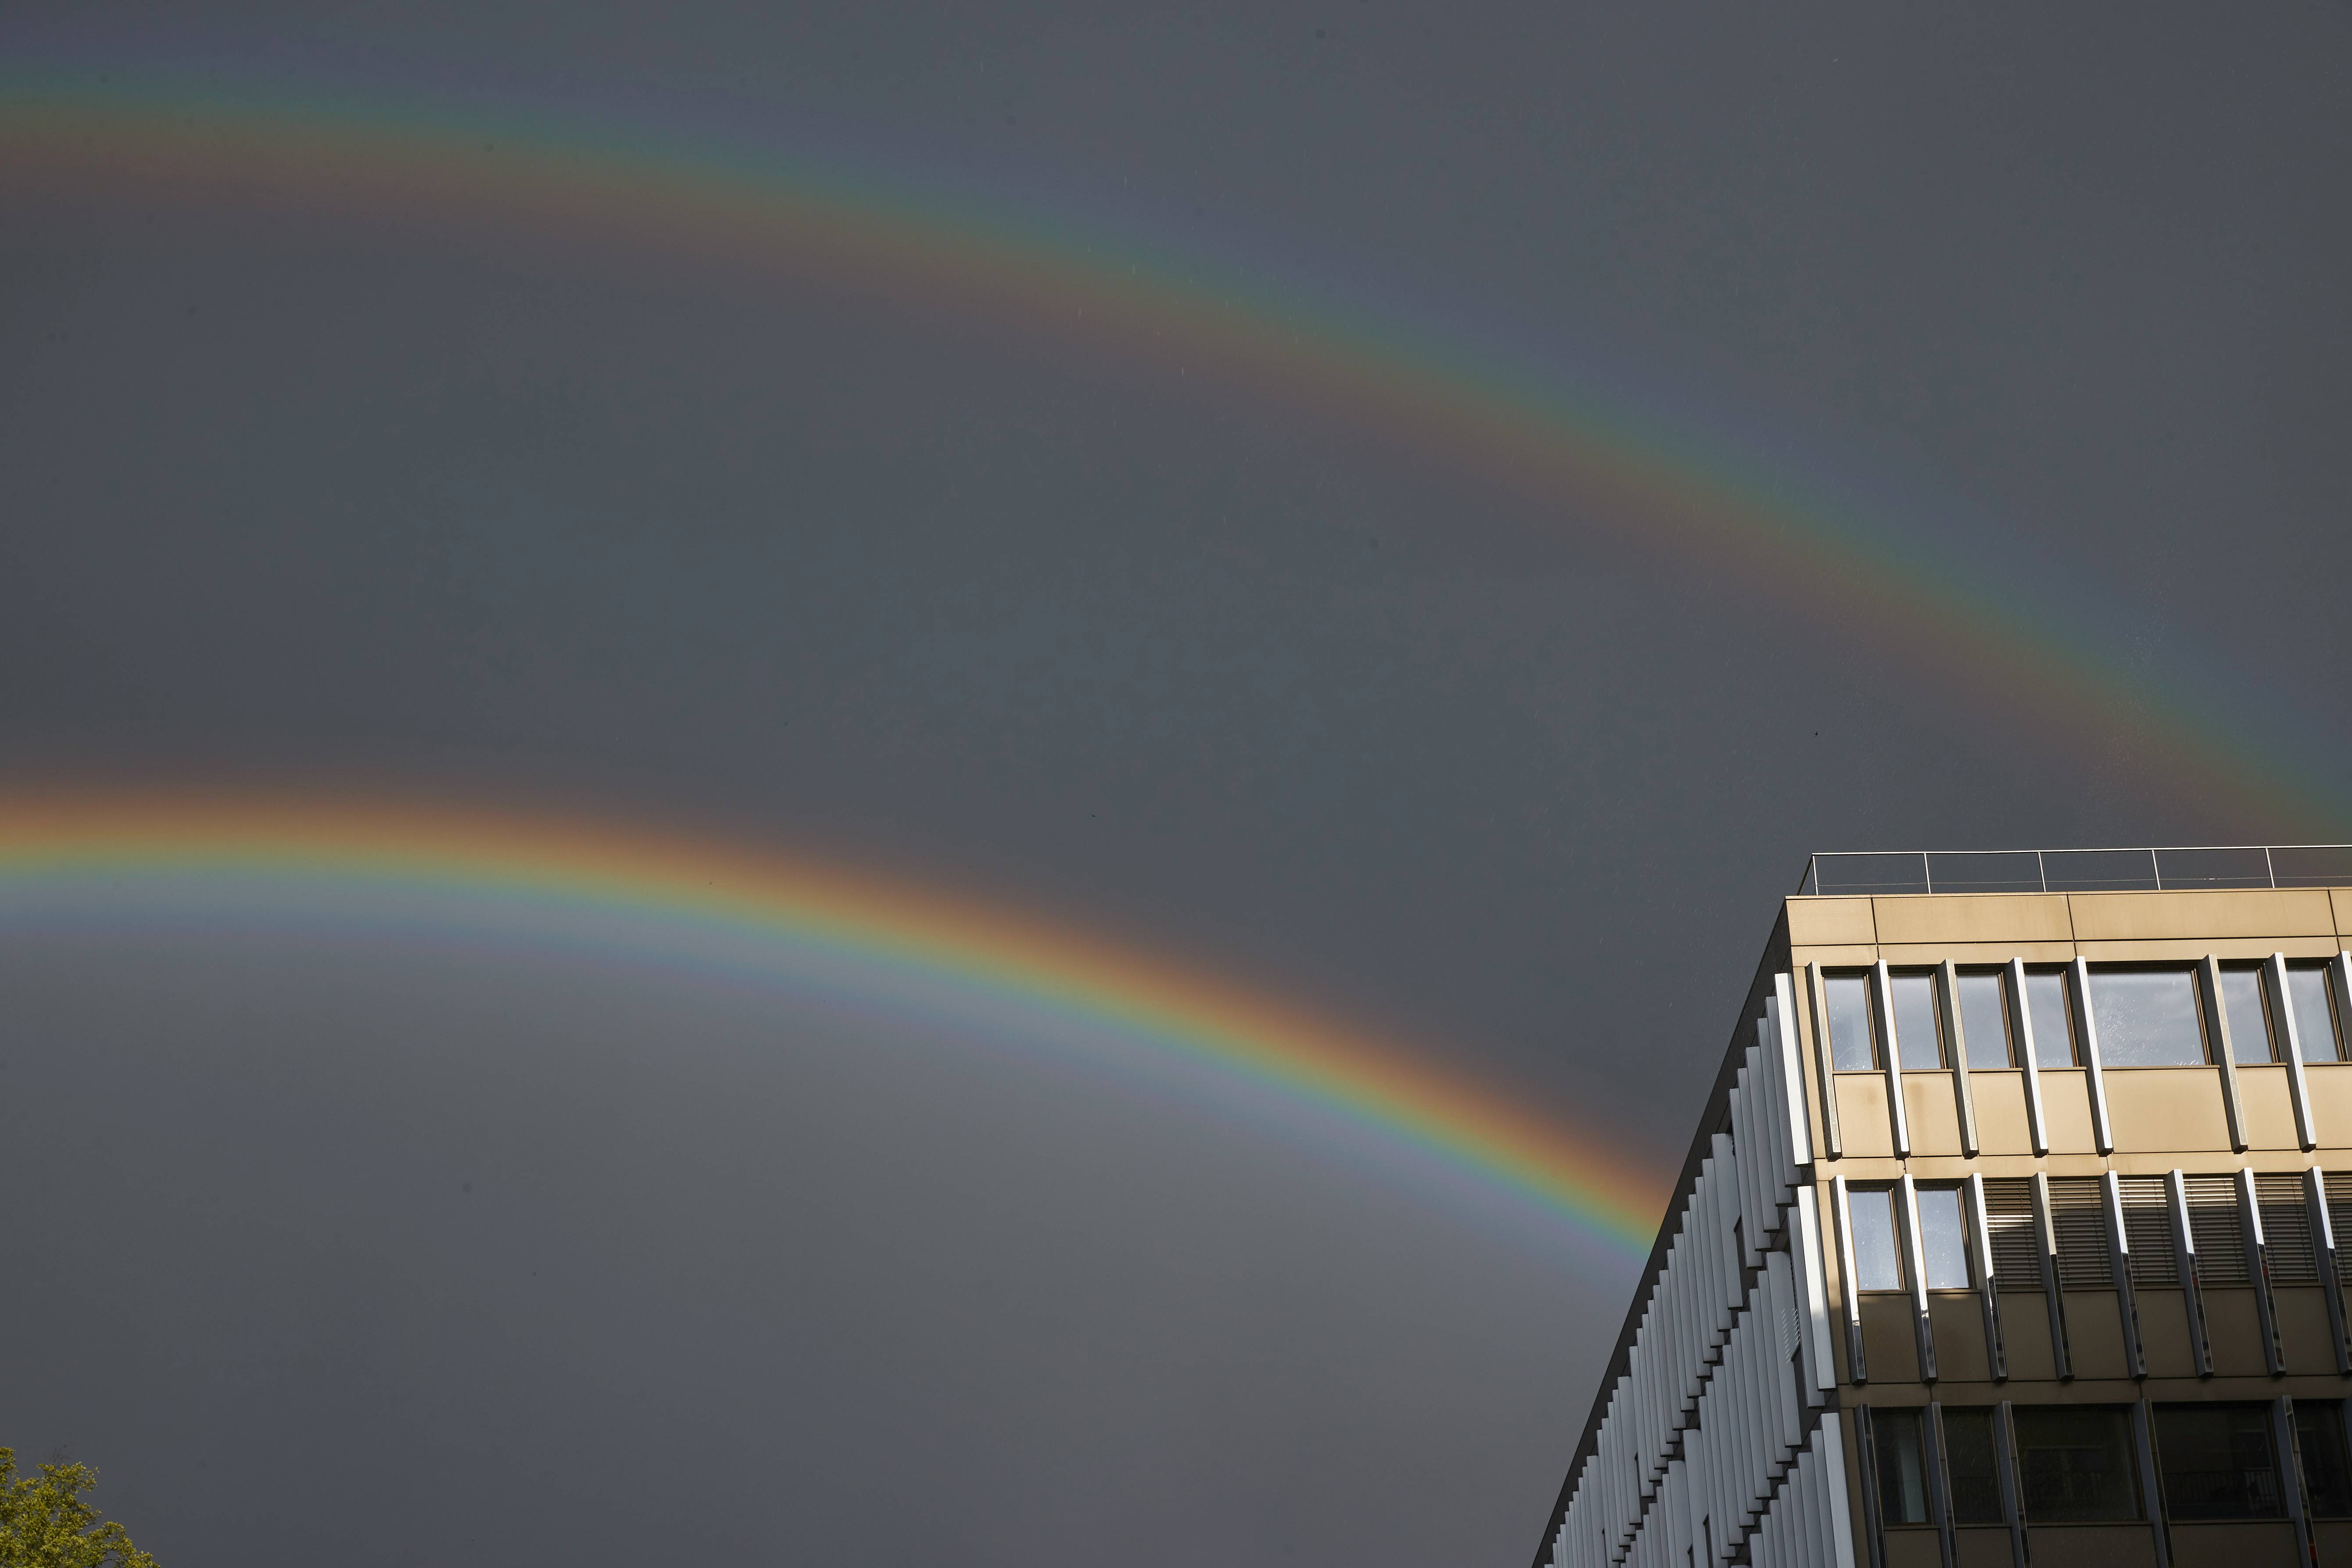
[1955,972,2013,1069]
[2295,1401,2352,1518]
[1889,972,1944,1070]
[2219,967,2275,1064]
[2024,970,2076,1067]
[1942,1407,2004,1525]
[1872,1408,1929,1526]
[2015,1405,2141,1523]
[1826,974,1877,1071]
[2290,966,2345,1064]
[1916,1187,1972,1290]
[2155,1403,2282,1520]
[1850,1187,1903,1292]
[2088,969,2208,1067]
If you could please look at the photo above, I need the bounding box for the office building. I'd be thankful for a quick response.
[1532,848,2352,1568]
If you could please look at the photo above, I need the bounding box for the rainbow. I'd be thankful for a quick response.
[0,70,2342,831]
[0,789,1665,1256]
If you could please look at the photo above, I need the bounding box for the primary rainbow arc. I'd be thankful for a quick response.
[0,791,1665,1257]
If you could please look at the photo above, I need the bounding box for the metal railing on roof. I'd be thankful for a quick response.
[1796,845,2352,897]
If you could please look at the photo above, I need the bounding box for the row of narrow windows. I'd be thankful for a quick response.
[1843,1172,2351,1294]
[1820,960,2347,1072]
[1869,1399,2352,1527]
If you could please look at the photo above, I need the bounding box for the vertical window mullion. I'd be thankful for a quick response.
[2102,1173,2146,1379]
[2277,1397,2315,1566]
[1833,1175,1867,1385]
[1872,962,1912,1159]
[2069,959,2115,1155]
[2198,956,2252,1153]
[1992,1401,2027,1565]
[2239,1168,2285,1377]
[2166,1170,2212,1377]
[2031,1174,2073,1381]
[2007,959,2050,1156]
[1938,961,1978,1158]
[2128,1400,2171,1566]
[1807,963,1843,1162]
[2306,1169,2351,1375]
[1968,1175,2006,1382]
[2268,952,2320,1149]
[1924,1403,1956,1568]
[1898,1176,1937,1382]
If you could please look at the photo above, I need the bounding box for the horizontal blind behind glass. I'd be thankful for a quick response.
[2048,1178,2112,1289]
[2255,1173,2317,1285]
[2185,1174,2249,1285]
[1983,1178,2043,1293]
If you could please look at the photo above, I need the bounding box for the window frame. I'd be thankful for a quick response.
[2011,1403,2145,1525]
[2285,960,2349,1064]
[1912,1183,1975,1293]
[2084,962,2214,1069]
[2216,961,2281,1066]
[1846,1182,1907,1294]
[1952,966,2018,1070]
[1885,967,1948,1072]
[1822,967,1881,1073]
[2152,1401,2286,1522]
[2020,964,2081,1069]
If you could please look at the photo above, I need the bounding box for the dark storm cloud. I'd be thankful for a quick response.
[1,3,2347,1564]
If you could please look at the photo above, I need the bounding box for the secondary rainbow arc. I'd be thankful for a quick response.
[0,791,1665,1257]
[0,72,2341,831]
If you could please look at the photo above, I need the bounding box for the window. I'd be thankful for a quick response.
[2154,1404,2282,1520]
[1888,971,1944,1070]
[1941,1407,2005,1525]
[2288,963,2346,1063]
[2295,1401,2352,1519]
[2087,967,2209,1067]
[2218,965,2277,1064]
[1872,1407,1930,1526]
[2014,1405,2141,1523]
[1849,1186,1904,1292]
[2022,967,2078,1067]
[1915,1187,1972,1290]
[1954,970,2014,1069]
[1825,973,1877,1071]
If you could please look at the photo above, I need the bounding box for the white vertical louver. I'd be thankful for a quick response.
[1550,978,1841,1565]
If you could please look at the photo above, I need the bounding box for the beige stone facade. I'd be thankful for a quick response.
[1537,885,2352,1568]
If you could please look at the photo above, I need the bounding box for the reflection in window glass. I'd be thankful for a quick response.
[1916,1187,1971,1290]
[1849,1187,1903,1292]
[2023,970,2076,1068]
[2088,969,2208,1067]
[1872,1408,1929,1526]
[1942,1407,2004,1525]
[1889,972,1944,1070]
[2289,965,2345,1064]
[1825,974,1877,1071]
[2015,1405,2140,1523]
[2218,967,2276,1064]
[2155,1404,2281,1520]
[2295,1401,2352,1519]
[1955,972,2013,1069]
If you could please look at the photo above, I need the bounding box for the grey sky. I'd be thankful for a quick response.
[2,4,2348,1563]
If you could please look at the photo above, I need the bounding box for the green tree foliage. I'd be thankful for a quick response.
[0,1450,156,1568]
